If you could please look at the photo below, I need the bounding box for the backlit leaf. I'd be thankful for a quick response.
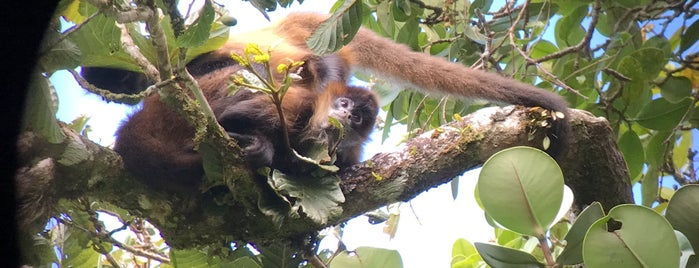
[478,147,564,237]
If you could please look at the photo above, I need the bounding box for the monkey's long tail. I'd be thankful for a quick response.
[343,28,570,157]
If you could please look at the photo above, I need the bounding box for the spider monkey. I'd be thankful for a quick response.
[82,12,568,191]
[203,12,569,153]
[103,53,377,191]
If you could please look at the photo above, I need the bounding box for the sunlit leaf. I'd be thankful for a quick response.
[672,131,692,171]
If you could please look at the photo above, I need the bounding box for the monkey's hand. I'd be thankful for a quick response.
[226,131,275,170]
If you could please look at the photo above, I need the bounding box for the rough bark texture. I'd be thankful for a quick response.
[15,106,633,247]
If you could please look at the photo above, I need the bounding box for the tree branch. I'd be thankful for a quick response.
[15,106,633,247]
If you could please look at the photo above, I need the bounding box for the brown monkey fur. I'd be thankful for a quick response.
[85,12,568,192]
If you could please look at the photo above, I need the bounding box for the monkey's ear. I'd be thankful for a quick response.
[81,67,152,95]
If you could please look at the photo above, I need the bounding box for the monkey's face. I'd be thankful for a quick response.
[327,86,379,147]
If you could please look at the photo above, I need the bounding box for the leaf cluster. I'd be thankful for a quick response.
[457,147,698,268]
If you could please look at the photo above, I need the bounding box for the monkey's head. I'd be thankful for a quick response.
[312,82,379,154]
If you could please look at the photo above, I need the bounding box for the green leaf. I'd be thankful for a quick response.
[530,40,558,60]
[680,20,699,53]
[177,0,215,47]
[257,242,304,268]
[171,249,218,267]
[38,29,81,74]
[645,131,672,168]
[660,76,692,103]
[676,231,697,268]
[616,0,651,8]
[478,146,564,237]
[556,202,604,265]
[391,0,411,22]
[272,171,344,225]
[375,0,395,36]
[228,256,262,268]
[553,0,591,16]
[495,227,522,246]
[184,20,230,63]
[673,131,692,170]
[474,242,544,268]
[463,24,487,45]
[554,5,586,47]
[634,97,691,130]
[198,142,225,190]
[643,36,672,57]
[23,72,65,144]
[330,247,403,268]
[307,0,362,55]
[396,18,420,50]
[641,166,659,207]
[452,238,478,260]
[666,185,699,253]
[583,205,680,268]
[617,130,644,179]
[70,14,139,71]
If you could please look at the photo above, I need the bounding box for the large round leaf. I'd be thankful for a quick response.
[478,146,564,237]
[583,205,680,268]
[666,185,699,253]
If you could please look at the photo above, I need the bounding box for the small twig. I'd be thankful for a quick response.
[538,237,556,267]
[67,68,159,103]
[84,0,153,23]
[62,216,171,263]
[81,200,123,268]
[475,9,494,70]
[506,0,587,99]
[116,23,160,82]
[408,0,444,24]
[602,68,631,82]
[534,0,601,63]
[143,1,173,81]
[305,253,328,268]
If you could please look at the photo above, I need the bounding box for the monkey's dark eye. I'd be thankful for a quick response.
[339,98,351,108]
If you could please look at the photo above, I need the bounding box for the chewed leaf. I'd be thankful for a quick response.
[271,170,345,224]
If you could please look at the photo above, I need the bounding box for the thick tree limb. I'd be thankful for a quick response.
[15,106,632,247]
